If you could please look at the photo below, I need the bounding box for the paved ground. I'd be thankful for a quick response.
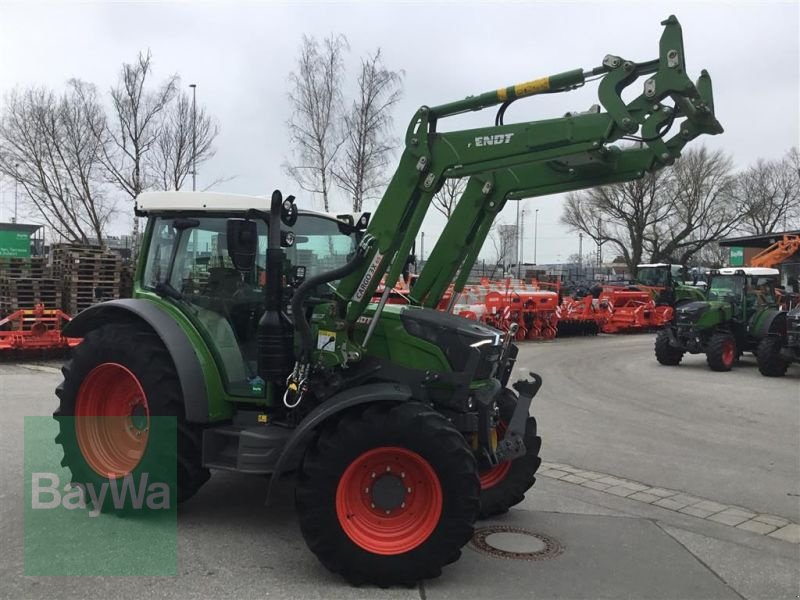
[1,334,798,599]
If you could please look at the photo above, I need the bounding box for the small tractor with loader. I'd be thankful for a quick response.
[54,16,721,586]
[755,305,799,377]
[655,267,782,371]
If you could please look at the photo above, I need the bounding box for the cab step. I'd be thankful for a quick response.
[202,424,292,474]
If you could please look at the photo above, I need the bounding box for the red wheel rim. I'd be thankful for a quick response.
[75,363,150,478]
[722,339,735,366]
[335,446,443,555]
[479,421,512,490]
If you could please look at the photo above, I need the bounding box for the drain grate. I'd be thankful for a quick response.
[469,525,563,561]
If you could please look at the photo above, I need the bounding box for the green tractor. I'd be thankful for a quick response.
[54,16,721,586]
[635,263,706,307]
[756,305,799,377]
[655,268,783,371]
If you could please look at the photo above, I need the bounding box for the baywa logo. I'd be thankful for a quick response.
[31,472,171,517]
[25,416,178,576]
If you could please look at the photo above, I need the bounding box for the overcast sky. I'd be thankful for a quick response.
[1,1,797,263]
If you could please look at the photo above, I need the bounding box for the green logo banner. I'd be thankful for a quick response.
[729,247,744,266]
[24,416,177,576]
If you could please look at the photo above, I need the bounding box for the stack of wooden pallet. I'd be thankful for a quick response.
[52,244,122,314]
[0,257,61,316]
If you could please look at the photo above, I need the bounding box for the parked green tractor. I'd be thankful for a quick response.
[635,263,705,307]
[756,305,799,377]
[655,268,782,371]
[54,16,721,586]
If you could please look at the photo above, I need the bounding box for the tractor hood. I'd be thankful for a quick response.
[674,301,710,324]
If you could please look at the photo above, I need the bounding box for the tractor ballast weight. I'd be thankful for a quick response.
[54,16,721,587]
[756,306,799,377]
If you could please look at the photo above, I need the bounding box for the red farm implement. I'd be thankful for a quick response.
[0,304,81,355]
[597,287,670,333]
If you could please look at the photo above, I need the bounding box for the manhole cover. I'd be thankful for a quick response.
[470,525,563,561]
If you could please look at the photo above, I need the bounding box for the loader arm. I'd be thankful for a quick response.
[412,141,698,309]
[335,14,722,326]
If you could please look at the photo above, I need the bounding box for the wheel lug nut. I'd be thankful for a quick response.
[370,503,375,508]
[400,472,405,478]
[386,466,391,472]
[364,488,369,493]
[384,510,391,515]
[407,487,412,493]
[371,472,376,478]
[401,502,406,508]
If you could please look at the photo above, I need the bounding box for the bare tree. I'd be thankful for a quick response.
[561,171,669,277]
[0,84,114,244]
[734,148,800,234]
[690,241,728,268]
[647,147,739,264]
[148,91,218,191]
[333,49,403,212]
[83,51,178,254]
[432,177,467,219]
[285,35,348,211]
[487,221,516,271]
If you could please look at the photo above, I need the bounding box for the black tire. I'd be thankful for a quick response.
[706,332,736,372]
[757,335,790,377]
[295,402,479,587]
[655,328,684,366]
[478,389,541,518]
[54,323,209,512]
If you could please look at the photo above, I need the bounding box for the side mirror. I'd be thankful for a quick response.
[227,219,258,272]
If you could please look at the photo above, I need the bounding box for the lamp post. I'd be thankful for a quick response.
[534,208,539,264]
[13,163,19,224]
[189,84,197,191]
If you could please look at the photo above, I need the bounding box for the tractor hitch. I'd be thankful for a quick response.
[495,372,542,462]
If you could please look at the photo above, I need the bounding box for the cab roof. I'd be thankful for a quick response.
[135,191,347,221]
[714,267,780,276]
[637,263,671,268]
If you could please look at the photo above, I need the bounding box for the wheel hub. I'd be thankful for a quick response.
[369,472,408,512]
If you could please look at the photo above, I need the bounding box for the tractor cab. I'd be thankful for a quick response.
[136,192,363,395]
[707,268,780,323]
[635,263,703,305]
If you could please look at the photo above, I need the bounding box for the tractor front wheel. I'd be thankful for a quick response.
[478,389,541,518]
[655,329,684,365]
[756,336,790,377]
[54,323,209,512]
[295,402,479,586]
[706,332,736,372]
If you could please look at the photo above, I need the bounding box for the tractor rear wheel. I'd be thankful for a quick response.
[478,389,541,518]
[54,323,209,512]
[757,336,789,377]
[706,332,736,372]
[295,402,479,587]
[655,329,684,365]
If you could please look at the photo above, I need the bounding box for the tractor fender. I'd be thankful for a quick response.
[750,310,786,339]
[266,382,412,504]
[63,299,211,423]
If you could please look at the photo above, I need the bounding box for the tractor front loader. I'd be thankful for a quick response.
[655,268,783,371]
[54,16,721,586]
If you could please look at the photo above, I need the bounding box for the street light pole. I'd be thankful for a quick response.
[13,163,19,224]
[519,208,525,279]
[515,201,521,278]
[534,208,539,264]
[189,84,197,191]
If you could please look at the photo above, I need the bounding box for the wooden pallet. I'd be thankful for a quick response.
[0,257,49,278]
[0,276,62,314]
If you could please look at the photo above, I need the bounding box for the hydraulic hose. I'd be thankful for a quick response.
[291,248,368,363]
